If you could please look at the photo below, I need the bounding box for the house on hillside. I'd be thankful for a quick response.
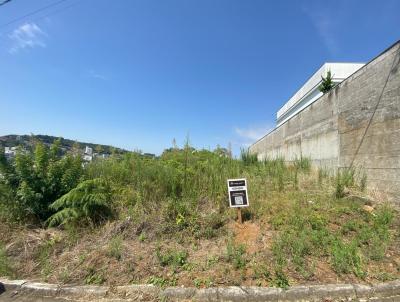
[83,146,93,162]
[4,146,17,159]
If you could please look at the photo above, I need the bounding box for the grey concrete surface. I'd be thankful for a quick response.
[2,279,400,302]
[249,41,400,204]
[0,290,73,302]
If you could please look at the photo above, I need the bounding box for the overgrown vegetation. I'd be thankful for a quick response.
[0,243,13,277]
[0,139,83,223]
[0,140,398,287]
[47,178,112,227]
[226,240,247,269]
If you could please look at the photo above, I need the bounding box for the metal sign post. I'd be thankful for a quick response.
[227,178,249,223]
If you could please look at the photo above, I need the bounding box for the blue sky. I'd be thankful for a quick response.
[0,0,399,155]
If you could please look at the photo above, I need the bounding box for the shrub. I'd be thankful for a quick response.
[47,178,112,227]
[319,70,334,93]
[0,140,83,223]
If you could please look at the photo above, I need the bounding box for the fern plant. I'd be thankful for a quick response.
[47,178,111,227]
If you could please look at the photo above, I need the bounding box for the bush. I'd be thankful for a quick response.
[319,70,334,93]
[47,178,112,227]
[0,140,83,223]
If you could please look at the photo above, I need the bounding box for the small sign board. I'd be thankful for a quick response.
[227,178,249,208]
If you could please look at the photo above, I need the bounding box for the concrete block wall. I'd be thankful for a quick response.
[249,41,400,203]
[338,42,400,201]
[249,90,339,168]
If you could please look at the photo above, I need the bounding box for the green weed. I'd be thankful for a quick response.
[240,149,258,165]
[37,237,59,280]
[108,235,123,260]
[294,156,311,172]
[138,232,147,242]
[271,269,290,289]
[148,275,177,288]
[85,267,106,285]
[193,277,214,288]
[0,243,13,277]
[156,247,188,267]
[226,241,247,269]
[331,239,365,278]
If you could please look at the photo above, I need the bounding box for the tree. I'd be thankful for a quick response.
[0,140,84,223]
[319,70,334,94]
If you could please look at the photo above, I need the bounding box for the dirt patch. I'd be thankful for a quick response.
[229,221,261,254]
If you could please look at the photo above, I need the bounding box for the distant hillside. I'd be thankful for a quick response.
[0,134,127,154]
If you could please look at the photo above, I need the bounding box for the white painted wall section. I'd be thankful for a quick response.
[276,63,364,126]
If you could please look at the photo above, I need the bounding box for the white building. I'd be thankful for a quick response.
[276,63,365,127]
[84,146,93,156]
[4,146,17,159]
[83,146,93,162]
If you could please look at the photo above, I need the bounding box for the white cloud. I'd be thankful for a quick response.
[86,69,108,80]
[234,124,272,142]
[233,124,273,152]
[8,22,47,54]
[303,6,339,55]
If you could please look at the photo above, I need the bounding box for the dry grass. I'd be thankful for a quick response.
[1,191,399,288]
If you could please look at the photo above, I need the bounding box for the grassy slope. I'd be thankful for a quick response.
[0,152,399,288]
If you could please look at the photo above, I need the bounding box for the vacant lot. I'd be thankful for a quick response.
[1,143,399,288]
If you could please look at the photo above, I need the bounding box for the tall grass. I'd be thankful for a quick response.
[240,148,258,165]
[81,148,315,234]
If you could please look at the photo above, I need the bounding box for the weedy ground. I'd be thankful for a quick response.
[0,150,399,288]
